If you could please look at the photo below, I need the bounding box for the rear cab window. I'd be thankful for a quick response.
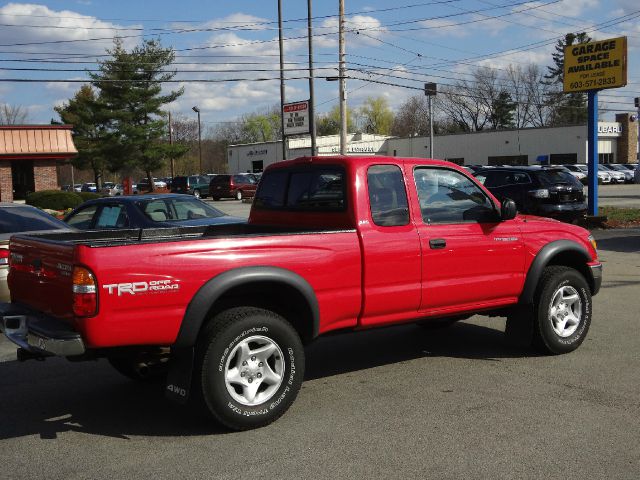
[254,166,346,211]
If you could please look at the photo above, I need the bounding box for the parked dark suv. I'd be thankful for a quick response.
[474,166,587,222]
[209,174,258,200]
[171,175,210,198]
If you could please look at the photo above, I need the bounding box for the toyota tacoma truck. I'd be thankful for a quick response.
[0,156,602,430]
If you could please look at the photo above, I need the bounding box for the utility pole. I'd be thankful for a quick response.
[636,97,640,161]
[278,0,287,160]
[168,111,174,179]
[192,106,202,174]
[424,82,437,159]
[338,0,347,155]
[307,0,317,156]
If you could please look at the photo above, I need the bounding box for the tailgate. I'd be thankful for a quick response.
[8,236,76,320]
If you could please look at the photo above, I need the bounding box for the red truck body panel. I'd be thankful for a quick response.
[7,156,599,350]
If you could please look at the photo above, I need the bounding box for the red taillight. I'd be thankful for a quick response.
[0,249,8,266]
[72,266,97,317]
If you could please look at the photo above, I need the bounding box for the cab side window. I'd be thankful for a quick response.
[414,168,495,224]
[367,165,409,227]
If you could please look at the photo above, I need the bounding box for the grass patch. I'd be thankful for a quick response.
[599,207,640,228]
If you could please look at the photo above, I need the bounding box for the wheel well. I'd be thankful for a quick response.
[203,281,315,344]
[546,251,594,292]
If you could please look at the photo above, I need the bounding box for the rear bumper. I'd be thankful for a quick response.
[535,202,587,220]
[0,303,85,357]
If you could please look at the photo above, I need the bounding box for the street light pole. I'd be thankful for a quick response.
[424,82,437,159]
[192,106,202,174]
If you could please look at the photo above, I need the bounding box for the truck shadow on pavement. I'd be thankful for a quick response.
[305,322,532,381]
[0,322,528,440]
[0,358,224,440]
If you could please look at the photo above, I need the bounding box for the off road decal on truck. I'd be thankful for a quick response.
[103,279,180,296]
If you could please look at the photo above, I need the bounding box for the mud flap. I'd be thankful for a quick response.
[165,346,194,404]
[505,306,534,349]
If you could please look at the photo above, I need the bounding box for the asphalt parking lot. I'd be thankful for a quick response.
[0,222,638,478]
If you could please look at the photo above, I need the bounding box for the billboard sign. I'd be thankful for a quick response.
[563,36,627,93]
[283,100,310,136]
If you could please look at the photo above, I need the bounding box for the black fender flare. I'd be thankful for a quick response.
[173,266,320,348]
[519,240,591,305]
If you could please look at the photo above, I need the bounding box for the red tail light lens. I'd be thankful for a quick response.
[72,266,97,317]
[0,249,8,266]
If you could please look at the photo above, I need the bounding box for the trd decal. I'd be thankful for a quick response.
[103,279,180,296]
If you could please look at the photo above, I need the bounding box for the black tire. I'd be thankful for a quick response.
[108,354,169,382]
[235,190,243,200]
[195,307,304,431]
[193,189,201,199]
[532,266,592,355]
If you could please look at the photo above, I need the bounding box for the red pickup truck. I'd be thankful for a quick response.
[0,156,602,430]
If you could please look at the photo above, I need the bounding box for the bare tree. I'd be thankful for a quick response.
[0,104,28,124]
[522,64,555,127]
[437,79,489,133]
[391,95,431,137]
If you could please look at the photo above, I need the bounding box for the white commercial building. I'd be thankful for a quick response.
[227,113,638,173]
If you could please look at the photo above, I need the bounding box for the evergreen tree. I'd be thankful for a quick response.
[490,91,516,129]
[90,38,188,189]
[54,85,108,187]
[544,32,591,126]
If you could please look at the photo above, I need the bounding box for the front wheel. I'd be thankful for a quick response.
[533,266,592,354]
[195,307,305,430]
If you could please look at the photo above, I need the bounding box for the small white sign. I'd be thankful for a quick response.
[283,100,310,136]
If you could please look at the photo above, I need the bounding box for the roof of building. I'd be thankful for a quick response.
[0,124,77,159]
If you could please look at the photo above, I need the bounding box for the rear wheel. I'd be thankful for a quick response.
[236,190,243,200]
[193,189,201,199]
[532,266,592,354]
[195,307,304,430]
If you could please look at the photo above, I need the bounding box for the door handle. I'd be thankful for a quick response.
[429,238,446,249]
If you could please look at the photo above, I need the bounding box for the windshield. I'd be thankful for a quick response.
[137,197,226,222]
[0,206,69,234]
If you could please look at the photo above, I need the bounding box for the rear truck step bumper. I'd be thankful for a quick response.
[0,303,85,357]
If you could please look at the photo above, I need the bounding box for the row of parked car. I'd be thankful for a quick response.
[63,173,262,200]
[463,162,638,223]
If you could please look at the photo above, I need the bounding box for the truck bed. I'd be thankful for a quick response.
[14,223,357,248]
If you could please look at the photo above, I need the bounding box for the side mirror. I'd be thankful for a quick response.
[500,198,517,221]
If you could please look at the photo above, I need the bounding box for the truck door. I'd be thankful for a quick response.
[410,166,525,313]
[359,164,422,327]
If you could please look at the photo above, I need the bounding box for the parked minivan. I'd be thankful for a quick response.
[209,174,258,200]
[171,175,210,198]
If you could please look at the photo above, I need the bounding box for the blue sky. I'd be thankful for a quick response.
[0,0,638,130]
